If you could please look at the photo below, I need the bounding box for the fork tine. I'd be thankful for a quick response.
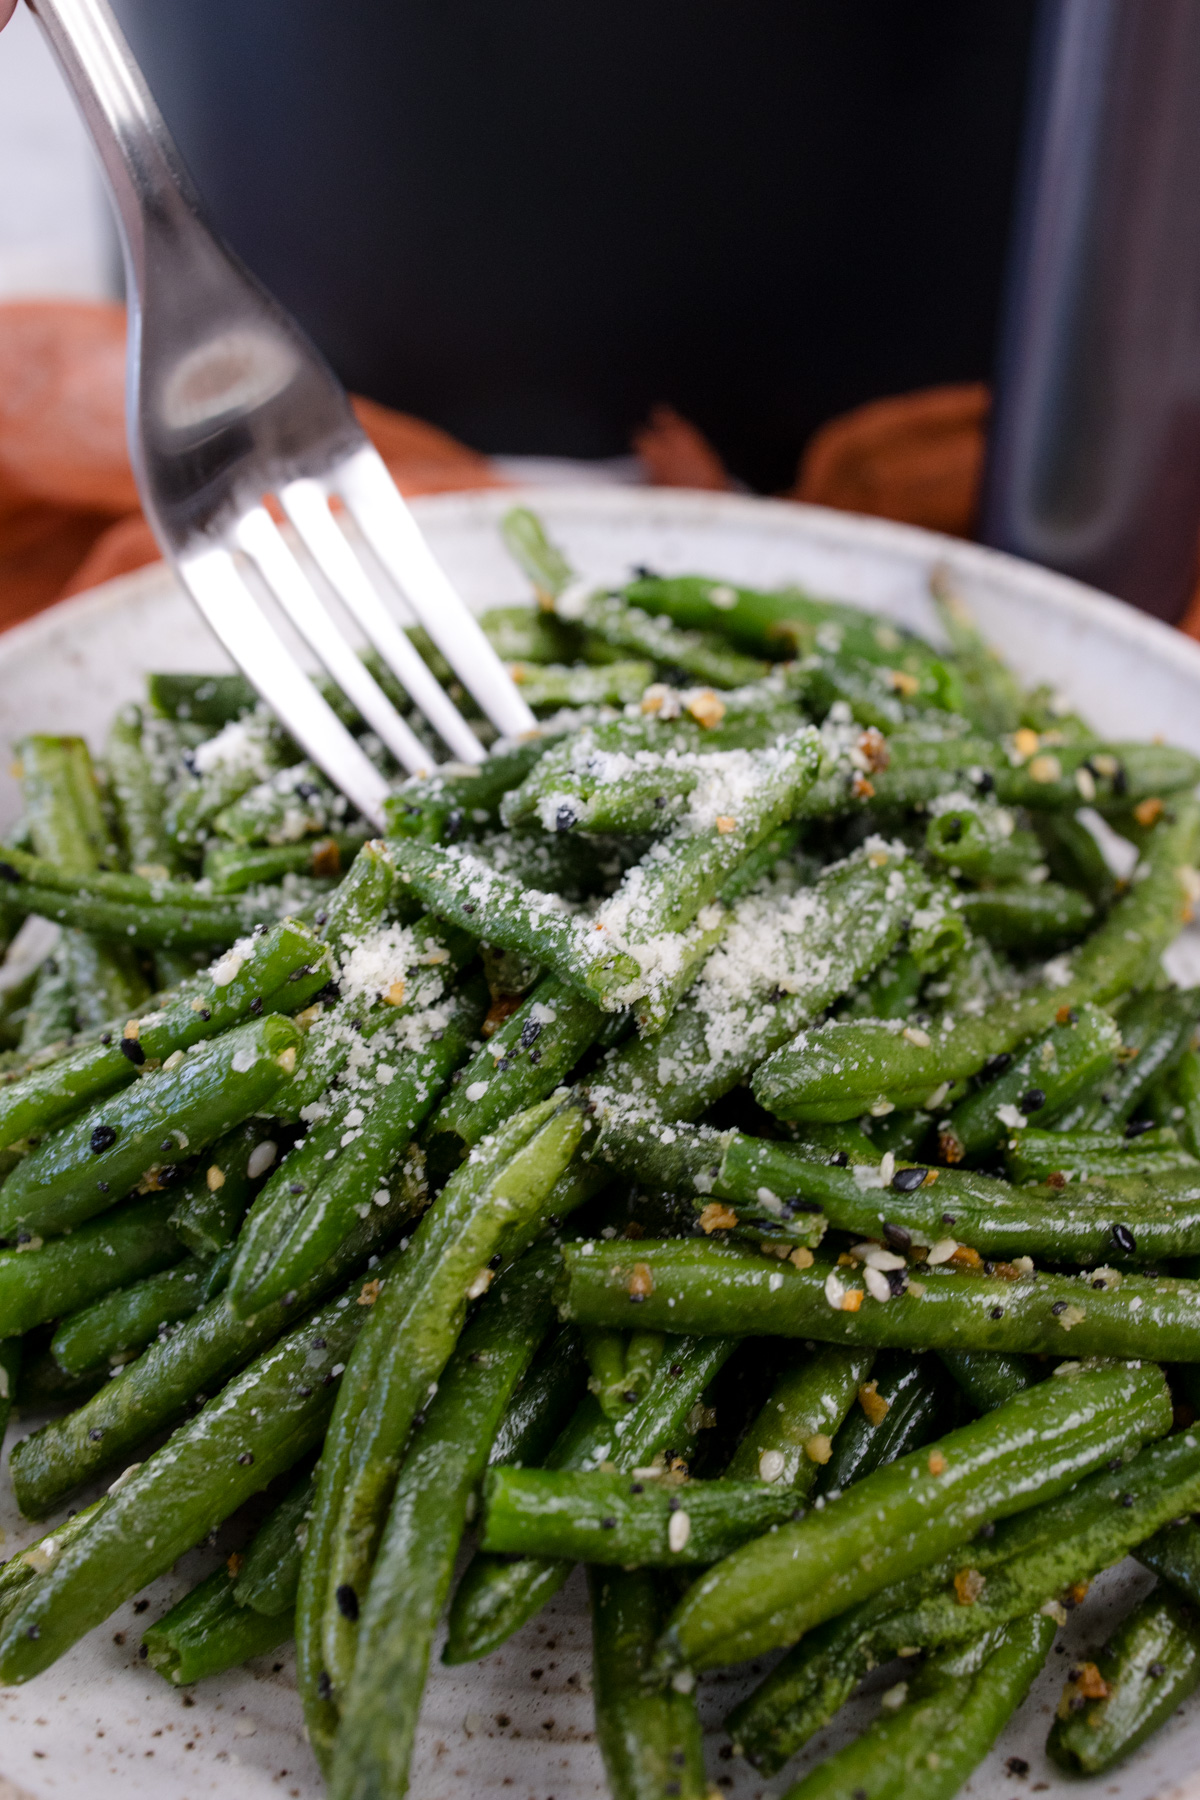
[177,545,391,828]
[333,447,539,740]
[234,507,436,778]
[279,478,486,766]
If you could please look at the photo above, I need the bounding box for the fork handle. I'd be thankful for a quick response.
[25,0,200,286]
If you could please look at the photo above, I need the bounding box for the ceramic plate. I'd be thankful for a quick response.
[0,487,1197,1800]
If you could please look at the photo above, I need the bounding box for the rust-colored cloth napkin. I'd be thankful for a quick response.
[2,300,1194,639]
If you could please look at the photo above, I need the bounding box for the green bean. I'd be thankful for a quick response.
[594,841,929,1123]
[481,1466,804,1565]
[17,954,75,1055]
[0,915,330,1156]
[0,1193,183,1337]
[228,978,486,1314]
[0,1252,394,1682]
[955,882,1095,950]
[588,1567,707,1800]
[843,951,925,1022]
[783,1614,1054,1800]
[578,591,770,688]
[442,1335,735,1666]
[234,1464,316,1614]
[1168,1047,1200,1157]
[560,1237,1200,1359]
[752,800,1200,1122]
[299,1101,587,1731]
[1069,986,1200,1131]
[1004,1124,1197,1183]
[732,1368,1200,1766]
[487,1325,587,1471]
[18,734,151,1024]
[384,740,550,846]
[726,1346,872,1490]
[142,1566,291,1685]
[106,704,181,876]
[622,572,939,672]
[938,1002,1120,1162]
[1047,1586,1200,1774]
[585,1328,638,1419]
[325,1246,557,1797]
[50,1254,215,1376]
[147,671,257,725]
[430,975,607,1151]
[8,1170,415,1517]
[213,760,344,847]
[479,601,583,663]
[815,1354,952,1497]
[653,1362,1168,1674]
[0,1011,303,1239]
[500,507,576,604]
[509,659,656,710]
[0,858,272,950]
[165,714,288,846]
[203,832,367,894]
[1032,807,1117,904]
[937,1350,1039,1412]
[168,1120,282,1255]
[996,741,1200,813]
[929,572,1024,735]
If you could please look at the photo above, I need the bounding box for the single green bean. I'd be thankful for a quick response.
[300,1101,587,1730]
[480,1467,804,1565]
[50,1254,214,1376]
[106,704,181,876]
[17,954,75,1055]
[234,1464,316,1615]
[726,1346,873,1490]
[955,882,1095,950]
[487,1325,588,1471]
[588,1567,708,1800]
[1070,986,1200,1131]
[938,1002,1120,1162]
[929,574,1025,735]
[815,1353,952,1497]
[147,671,257,724]
[1047,1586,1200,1774]
[326,1246,557,1798]
[0,1194,183,1338]
[937,1350,1039,1412]
[1004,1123,1197,1183]
[168,1120,282,1256]
[559,1238,1200,1361]
[203,832,367,893]
[143,1567,291,1685]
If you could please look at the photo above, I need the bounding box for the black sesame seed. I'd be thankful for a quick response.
[1051,1300,1068,1315]
[981,1052,1012,1080]
[1148,1659,1165,1678]
[119,1038,145,1066]
[336,1584,359,1621]
[99,1032,112,1046]
[317,1671,333,1701]
[237,1451,254,1465]
[1018,1087,1046,1114]
[529,1048,541,1063]
[90,1124,117,1154]
[1125,1118,1156,1138]
[97,1180,109,1192]
[554,804,577,833]
[600,1518,617,1530]
[829,1151,849,1167]
[883,1222,913,1251]
[520,1018,543,1049]
[312,1337,326,1349]
[250,996,264,1016]
[941,1213,957,1227]
[1108,1457,1124,1472]
[892,1166,928,1193]
[1120,1492,1136,1507]
[1112,1223,1137,1254]
[298,1386,312,1398]
[990,1305,1005,1320]
[88,1427,105,1441]
[630,1483,644,1495]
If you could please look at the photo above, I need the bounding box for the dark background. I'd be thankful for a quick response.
[112,0,1037,492]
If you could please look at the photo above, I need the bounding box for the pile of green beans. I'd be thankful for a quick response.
[4,506,1200,1800]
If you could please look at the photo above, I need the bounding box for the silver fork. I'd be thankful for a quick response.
[25,0,537,828]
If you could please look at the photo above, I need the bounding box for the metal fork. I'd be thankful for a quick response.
[25,0,537,828]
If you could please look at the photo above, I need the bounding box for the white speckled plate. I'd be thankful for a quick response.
[0,487,1199,1800]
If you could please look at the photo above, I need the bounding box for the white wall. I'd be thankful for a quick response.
[0,3,113,298]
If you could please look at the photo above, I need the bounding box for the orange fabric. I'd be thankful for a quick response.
[0,300,508,629]
[632,403,733,492]
[789,382,991,537]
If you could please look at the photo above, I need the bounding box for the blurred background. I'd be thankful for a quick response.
[4,0,1200,631]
